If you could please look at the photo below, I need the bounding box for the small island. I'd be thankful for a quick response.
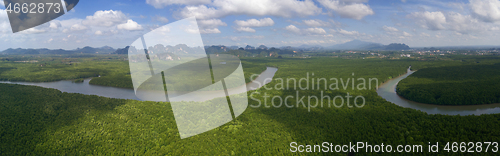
[73,79,84,83]
[396,64,500,105]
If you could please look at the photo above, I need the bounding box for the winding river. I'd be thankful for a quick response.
[377,67,500,115]
[2,66,499,115]
[0,67,278,102]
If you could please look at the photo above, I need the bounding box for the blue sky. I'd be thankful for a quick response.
[1,0,500,50]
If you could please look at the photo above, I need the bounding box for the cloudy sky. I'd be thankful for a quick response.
[1,0,500,50]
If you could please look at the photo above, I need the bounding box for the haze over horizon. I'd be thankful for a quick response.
[1,0,500,50]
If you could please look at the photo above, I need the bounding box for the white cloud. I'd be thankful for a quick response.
[235,27,256,33]
[408,11,447,30]
[234,18,274,32]
[177,0,321,20]
[305,28,327,34]
[334,29,362,36]
[197,19,226,33]
[0,1,4,6]
[470,0,500,22]
[382,26,399,32]
[403,31,412,37]
[446,12,482,33]
[235,18,275,27]
[318,0,374,20]
[303,19,331,27]
[117,20,143,30]
[408,11,490,33]
[146,0,212,8]
[95,30,103,35]
[198,19,227,28]
[82,10,128,27]
[285,25,301,34]
[70,24,88,31]
[19,28,46,34]
[285,25,327,35]
[399,31,413,39]
[0,9,10,34]
[49,21,62,29]
[155,16,170,23]
[200,28,221,34]
[0,22,9,34]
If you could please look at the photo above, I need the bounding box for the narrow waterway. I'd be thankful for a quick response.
[0,67,278,102]
[377,67,500,115]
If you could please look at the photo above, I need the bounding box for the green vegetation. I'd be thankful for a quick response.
[72,78,84,83]
[1,55,500,155]
[0,55,127,82]
[397,63,500,105]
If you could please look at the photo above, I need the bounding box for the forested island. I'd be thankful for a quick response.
[397,64,500,105]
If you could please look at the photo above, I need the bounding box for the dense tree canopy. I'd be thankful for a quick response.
[397,64,500,105]
[1,55,500,155]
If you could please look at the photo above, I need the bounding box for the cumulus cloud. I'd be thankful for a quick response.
[318,0,374,20]
[198,19,227,28]
[176,0,321,20]
[19,28,46,34]
[62,24,88,33]
[408,11,447,30]
[470,0,500,22]
[0,21,10,34]
[285,25,327,35]
[197,19,227,33]
[0,9,11,34]
[234,18,275,27]
[70,24,88,31]
[146,0,212,8]
[285,25,301,34]
[235,27,256,33]
[382,26,399,32]
[95,30,103,35]
[408,11,489,33]
[200,28,221,33]
[49,21,62,29]
[303,19,331,27]
[117,20,143,30]
[233,18,274,32]
[305,28,327,35]
[82,10,128,27]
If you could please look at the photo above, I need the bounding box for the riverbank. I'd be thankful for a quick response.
[377,67,500,115]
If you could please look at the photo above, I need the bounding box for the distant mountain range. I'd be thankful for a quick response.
[327,40,383,50]
[1,46,116,55]
[293,40,410,51]
[1,40,412,55]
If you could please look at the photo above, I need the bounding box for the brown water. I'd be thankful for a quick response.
[376,67,500,115]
